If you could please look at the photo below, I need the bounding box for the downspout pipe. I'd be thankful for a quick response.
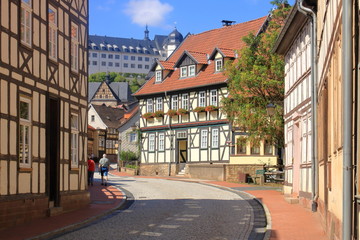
[297,0,318,212]
[165,91,173,176]
[342,0,353,239]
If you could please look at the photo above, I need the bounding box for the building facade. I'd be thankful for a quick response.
[274,7,313,207]
[0,0,89,230]
[134,17,268,176]
[88,27,184,75]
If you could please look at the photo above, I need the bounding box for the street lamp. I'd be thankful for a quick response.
[266,103,276,116]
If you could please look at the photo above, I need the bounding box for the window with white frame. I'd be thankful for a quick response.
[188,65,195,76]
[149,134,155,152]
[199,91,206,107]
[201,129,208,149]
[210,90,218,106]
[182,94,189,110]
[212,129,219,148]
[71,23,79,72]
[156,97,163,111]
[129,133,137,143]
[48,5,57,60]
[21,0,32,46]
[70,114,79,167]
[172,95,178,110]
[180,66,187,78]
[158,133,165,151]
[91,115,95,122]
[19,97,31,167]
[147,99,153,112]
[99,137,105,147]
[215,59,223,72]
[155,71,162,82]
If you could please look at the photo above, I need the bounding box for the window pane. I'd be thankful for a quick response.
[20,101,29,120]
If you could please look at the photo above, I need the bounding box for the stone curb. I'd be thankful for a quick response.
[28,185,127,240]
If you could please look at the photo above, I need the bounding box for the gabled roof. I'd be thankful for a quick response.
[209,47,236,60]
[174,51,208,67]
[134,16,268,96]
[91,104,125,129]
[151,59,175,71]
[88,82,136,103]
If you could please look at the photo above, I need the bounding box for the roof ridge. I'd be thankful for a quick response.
[189,16,267,38]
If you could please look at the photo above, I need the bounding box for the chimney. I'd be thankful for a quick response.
[222,20,236,26]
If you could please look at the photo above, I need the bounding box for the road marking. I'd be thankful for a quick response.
[158,225,180,229]
[141,232,162,237]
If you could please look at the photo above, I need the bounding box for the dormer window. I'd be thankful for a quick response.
[180,65,195,78]
[180,67,187,78]
[215,59,223,72]
[189,65,195,76]
[155,71,162,83]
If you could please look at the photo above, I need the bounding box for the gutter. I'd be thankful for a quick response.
[342,0,353,239]
[297,0,318,212]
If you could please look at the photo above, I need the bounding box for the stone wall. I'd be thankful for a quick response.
[187,164,225,181]
[225,164,265,183]
[140,163,177,176]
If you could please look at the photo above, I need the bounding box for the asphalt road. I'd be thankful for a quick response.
[51,175,266,240]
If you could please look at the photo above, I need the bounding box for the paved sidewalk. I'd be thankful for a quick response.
[0,172,126,240]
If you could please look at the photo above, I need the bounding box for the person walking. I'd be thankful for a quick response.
[99,154,110,186]
[87,156,95,186]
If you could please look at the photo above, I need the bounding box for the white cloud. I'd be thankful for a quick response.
[124,0,173,27]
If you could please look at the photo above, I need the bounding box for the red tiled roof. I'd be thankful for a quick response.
[134,16,267,96]
[159,61,175,70]
[187,51,208,64]
[218,48,236,58]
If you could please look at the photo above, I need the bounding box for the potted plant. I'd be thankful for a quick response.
[205,105,219,112]
[177,108,189,116]
[142,112,154,119]
[167,109,177,117]
[193,106,206,113]
[154,110,165,118]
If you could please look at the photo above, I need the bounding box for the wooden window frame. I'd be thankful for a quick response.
[158,133,165,151]
[70,22,79,72]
[147,98,153,113]
[156,97,163,111]
[200,129,208,149]
[155,71,162,82]
[48,5,57,61]
[182,94,189,110]
[171,95,178,110]
[199,91,206,107]
[21,0,32,46]
[215,59,223,72]
[19,96,32,168]
[149,134,155,152]
[188,65,195,76]
[211,128,219,149]
[210,89,218,106]
[70,114,79,168]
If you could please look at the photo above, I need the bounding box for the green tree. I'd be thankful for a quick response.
[222,1,290,147]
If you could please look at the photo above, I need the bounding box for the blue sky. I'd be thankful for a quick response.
[89,0,296,39]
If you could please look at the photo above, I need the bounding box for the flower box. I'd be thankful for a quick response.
[177,108,189,116]
[142,112,154,119]
[193,106,206,113]
[167,109,177,117]
[154,110,165,118]
[205,105,219,112]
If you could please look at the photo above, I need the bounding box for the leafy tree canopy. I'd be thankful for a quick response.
[89,72,147,93]
[221,0,290,146]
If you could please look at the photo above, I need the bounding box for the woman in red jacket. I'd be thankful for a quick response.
[87,156,96,186]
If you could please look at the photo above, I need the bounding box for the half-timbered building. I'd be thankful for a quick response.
[0,0,89,230]
[133,17,268,176]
